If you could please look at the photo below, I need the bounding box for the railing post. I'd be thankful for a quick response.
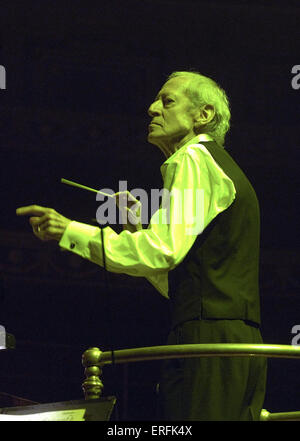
[82,347,103,400]
[260,409,270,421]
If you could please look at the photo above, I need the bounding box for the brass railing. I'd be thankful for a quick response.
[81,343,300,421]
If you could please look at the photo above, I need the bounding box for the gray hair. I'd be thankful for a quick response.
[167,70,231,148]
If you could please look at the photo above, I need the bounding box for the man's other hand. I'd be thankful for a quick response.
[113,191,142,233]
[16,205,72,241]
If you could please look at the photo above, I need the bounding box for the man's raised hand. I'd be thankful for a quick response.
[16,205,72,241]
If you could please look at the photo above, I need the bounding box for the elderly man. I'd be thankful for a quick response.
[16,71,267,421]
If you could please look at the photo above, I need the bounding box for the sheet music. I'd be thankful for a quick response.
[0,408,86,421]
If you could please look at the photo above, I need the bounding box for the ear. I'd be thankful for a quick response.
[199,104,215,124]
[193,104,215,133]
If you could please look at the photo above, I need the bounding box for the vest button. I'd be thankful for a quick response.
[70,242,75,249]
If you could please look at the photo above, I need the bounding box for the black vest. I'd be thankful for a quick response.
[168,140,261,328]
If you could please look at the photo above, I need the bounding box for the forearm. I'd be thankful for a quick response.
[59,220,175,277]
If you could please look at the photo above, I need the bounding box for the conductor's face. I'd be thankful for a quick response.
[147,76,199,158]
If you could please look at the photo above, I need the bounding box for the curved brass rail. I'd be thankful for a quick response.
[81,343,300,420]
[83,343,300,368]
[260,409,300,421]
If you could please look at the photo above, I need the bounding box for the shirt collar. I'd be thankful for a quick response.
[161,133,214,168]
[181,133,213,147]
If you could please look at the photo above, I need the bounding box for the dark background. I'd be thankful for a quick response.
[0,0,300,420]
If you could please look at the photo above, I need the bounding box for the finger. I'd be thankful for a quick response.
[29,213,54,235]
[16,205,49,217]
[113,192,127,209]
[127,200,141,210]
[31,221,53,240]
[31,221,42,237]
[37,225,63,241]
[112,193,119,205]
[29,216,42,227]
[32,226,50,241]
[127,208,141,225]
[114,191,140,206]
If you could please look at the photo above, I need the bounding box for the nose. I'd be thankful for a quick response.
[147,100,161,117]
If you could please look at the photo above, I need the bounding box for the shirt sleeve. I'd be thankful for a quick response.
[59,143,236,298]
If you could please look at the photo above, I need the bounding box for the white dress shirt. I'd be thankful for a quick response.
[59,134,236,298]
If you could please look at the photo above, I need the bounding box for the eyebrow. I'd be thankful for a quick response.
[154,91,176,101]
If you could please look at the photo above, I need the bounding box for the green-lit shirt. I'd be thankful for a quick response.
[59,134,236,298]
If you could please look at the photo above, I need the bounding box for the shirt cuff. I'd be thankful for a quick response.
[59,221,101,260]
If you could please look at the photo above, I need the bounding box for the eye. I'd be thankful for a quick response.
[163,97,174,105]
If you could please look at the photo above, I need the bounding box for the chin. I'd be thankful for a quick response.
[147,134,158,146]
